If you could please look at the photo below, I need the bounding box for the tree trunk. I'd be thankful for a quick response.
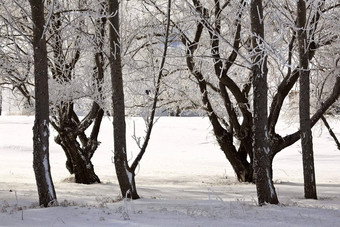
[297,0,317,199]
[218,132,253,182]
[48,0,106,184]
[250,0,279,205]
[30,0,57,207]
[186,0,254,183]
[55,132,100,184]
[109,0,139,199]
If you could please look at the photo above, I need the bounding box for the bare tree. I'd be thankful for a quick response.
[0,0,109,184]
[109,0,139,199]
[48,0,107,184]
[29,0,57,207]
[109,0,172,199]
[297,0,317,200]
[0,0,34,113]
[250,0,279,205]
[152,0,340,186]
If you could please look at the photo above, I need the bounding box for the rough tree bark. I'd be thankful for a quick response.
[29,0,57,207]
[297,0,317,199]
[250,0,279,205]
[109,0,139,199]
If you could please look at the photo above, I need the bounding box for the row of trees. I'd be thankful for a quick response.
[1,0,339,206]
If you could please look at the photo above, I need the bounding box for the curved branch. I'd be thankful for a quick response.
[275,77,340,154]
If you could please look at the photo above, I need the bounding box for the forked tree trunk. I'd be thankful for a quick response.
[250,0,279,205]
[109,0,139,199]
[30,0,57,207]
[175,0,339,187]
[48,0,106,184]
[297,0,317,199]
[55,132,100,184]
[217,132,253,182]
[52,104,103,184]
[182,0,254,183]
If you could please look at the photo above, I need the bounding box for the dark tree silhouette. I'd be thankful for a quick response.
[250,0,279,205]
[29,0,57,207]
[297,0,317,199]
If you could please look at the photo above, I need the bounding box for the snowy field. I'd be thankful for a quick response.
[0,116,339,226]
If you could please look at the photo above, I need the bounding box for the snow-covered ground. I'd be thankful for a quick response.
[0,116,339,226]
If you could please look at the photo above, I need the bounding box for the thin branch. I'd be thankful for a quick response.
[321,115,340,151]
[131,0,172,172]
